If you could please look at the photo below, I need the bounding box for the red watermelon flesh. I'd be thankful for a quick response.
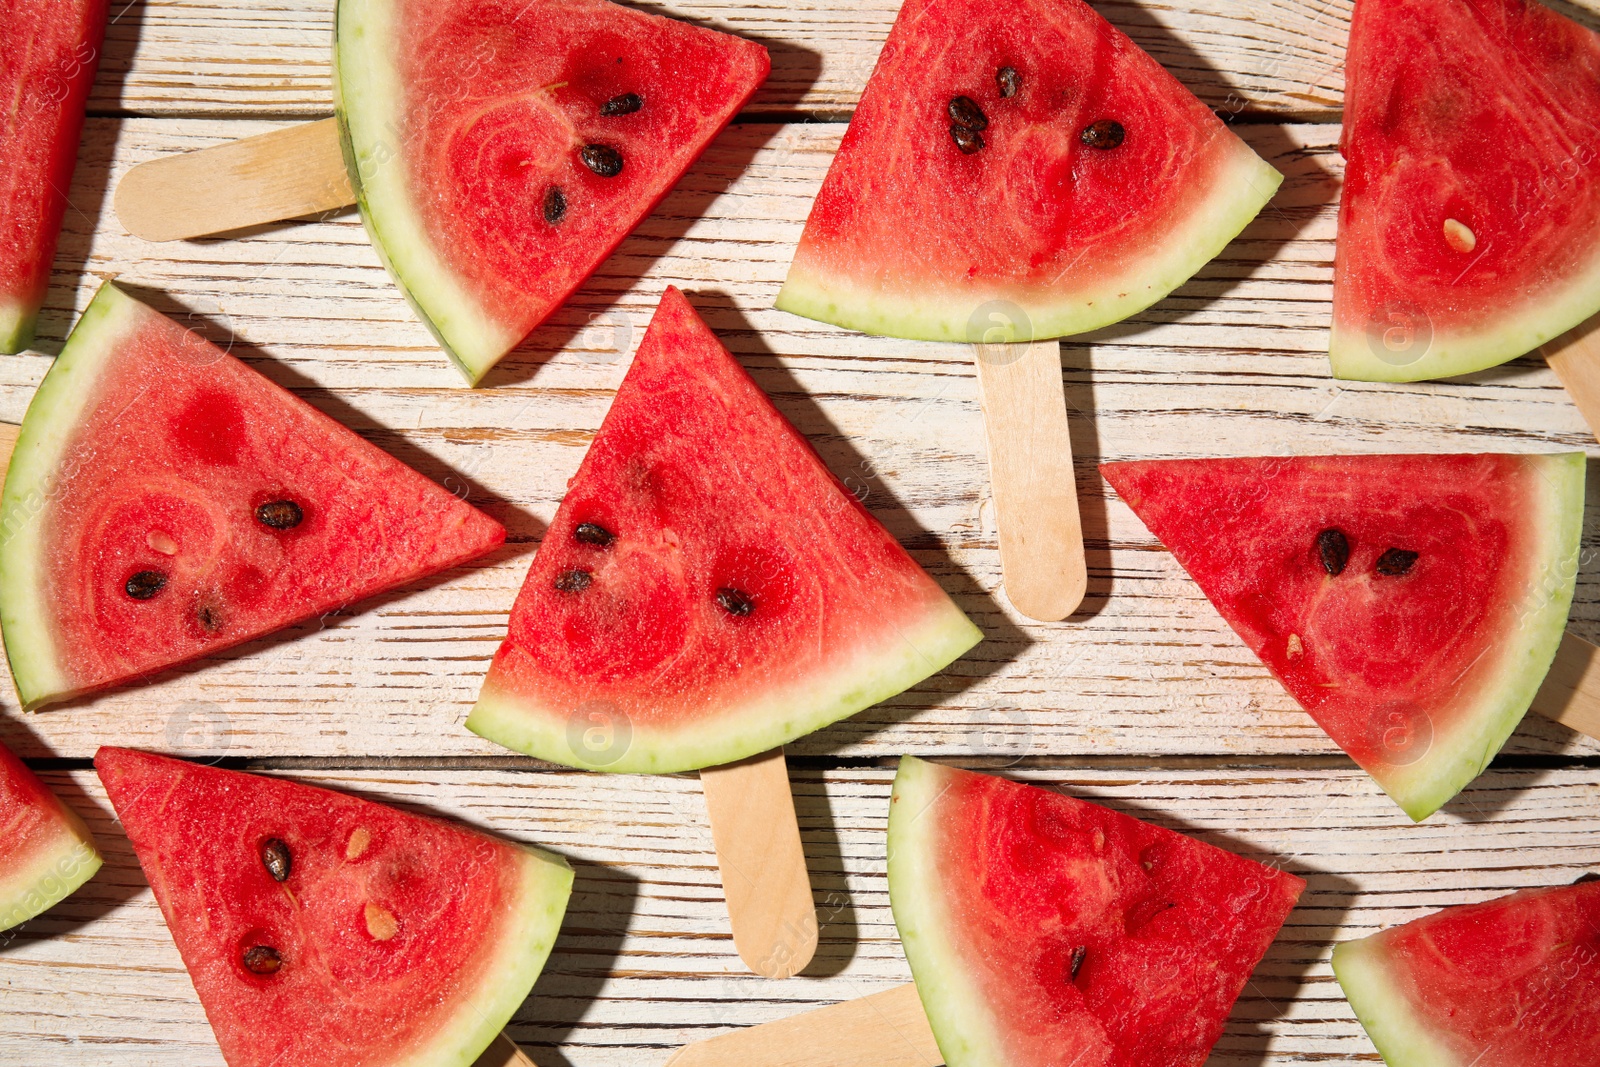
[334,0,769,383]
[1333,878,1600,1066]
[0,282,506,710]
[888,756,1305,1067]
[0,0,107,353]
[0,739,101,932]
[1101,453,1585,821]
[468,288,981,773]
[775,0,1281,342]
[1331,0,1600,382]
[95,747,572,1067]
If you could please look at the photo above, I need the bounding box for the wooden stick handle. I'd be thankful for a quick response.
[700,748,817,978]
[0,422,18,473]
[664,984,940,1067]
[1543,317,1600,445]
[972,340,1087,621]
[474,1033,538,1067]
[1531,631,1600,742]
[114,117,354,242]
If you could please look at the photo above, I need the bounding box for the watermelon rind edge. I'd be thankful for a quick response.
[1377,451,1586,822]
[466,600,982,774]
[0,802,101,934]
[886,755,1002,1067]
[774,139,1281,343]
[1331,933,1462,1067]
[332,0,521,386]
[0,281,143,709]
[0,298,36,355]
[404,845,574,1067]
[1328,252,1600,383]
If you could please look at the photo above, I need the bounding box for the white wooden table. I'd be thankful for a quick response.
[3,1,1599,1063]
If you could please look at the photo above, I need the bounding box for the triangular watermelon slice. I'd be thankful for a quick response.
[0,0,107,353]
[1331,0,1600,382]
[888,756,1305,1067]
[333,0,770,383]
[95,747,572,1067]
[468,288,982,773]
[1102,453,1586,821]
[775,0,1282,342]
[1,739,101,932]
[1333,877,1600,1066]
[0,282,506,710]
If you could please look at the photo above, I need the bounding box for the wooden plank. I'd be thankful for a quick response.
[5,116,1597,760]
[3,766,1599,1065]
[90,0,1363,120]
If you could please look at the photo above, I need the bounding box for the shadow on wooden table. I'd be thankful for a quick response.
[794,774,859,979]
[480,27,824,390]
[512,860,641,1067]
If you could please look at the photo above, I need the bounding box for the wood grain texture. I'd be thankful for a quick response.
[1533,632,1600,743]
[89,0,1364,120]
[4,766,1598,1066]
[5,117,1598,761]
[665,983,938,1067]
[974,341,1087,621]
[700,751,818,979]
[114,116,352,241]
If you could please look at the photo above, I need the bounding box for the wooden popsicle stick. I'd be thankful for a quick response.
[700,748,818,979]
[1543,315,1600,444]
[472,1032,538,1067]
[1531,631,1600,742]
[0,414,541,1062]
[663,983,939,1067]
[972,340,1087,622]
[114,118,354,242]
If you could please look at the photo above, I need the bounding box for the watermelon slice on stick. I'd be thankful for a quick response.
[0,738,101,933]
[95,747,571,1067]
[0,0,107,353]
[1101,453,1587,821]
[1333,877,1600,1067]
[0,281,506,710]
[114,0,770,385]
[1333,0,1600,384]
[468,287,981,976]
[665,756,1306,1067]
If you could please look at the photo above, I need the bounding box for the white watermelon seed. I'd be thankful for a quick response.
[1443,218,1476,253]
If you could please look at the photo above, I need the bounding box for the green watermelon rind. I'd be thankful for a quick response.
[1377,452,1585,822]
[0,298,36,355]
[332,0,522,386]
[1331,933,1464,1067]
[1328,253,1600,382]
[886,755,1004,1067]
[467,603,982,774]
[0,807,101,934]
[775,140,1282,343]
[402,846,574,1067]
[0,282,145,709]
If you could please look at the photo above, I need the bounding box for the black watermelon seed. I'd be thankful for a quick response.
[716,587,755,617]
[996,66,1021,98]
[580,144,624,177]
[543,185,567,225]
[950,125,984,154]
[1080,119,1126,150]
[554,569,593,592]
[256,500,303,530]
[261,838,291,882]
[197,603,224,633]
[1316,528,1350,576]
[1069,945,1087,980]
[242,946,282,975]
[1375,548,1419,576]
[948,95,989,132]
[600,92,643,116]
[574,522,614,547]
[126,571,166,600]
